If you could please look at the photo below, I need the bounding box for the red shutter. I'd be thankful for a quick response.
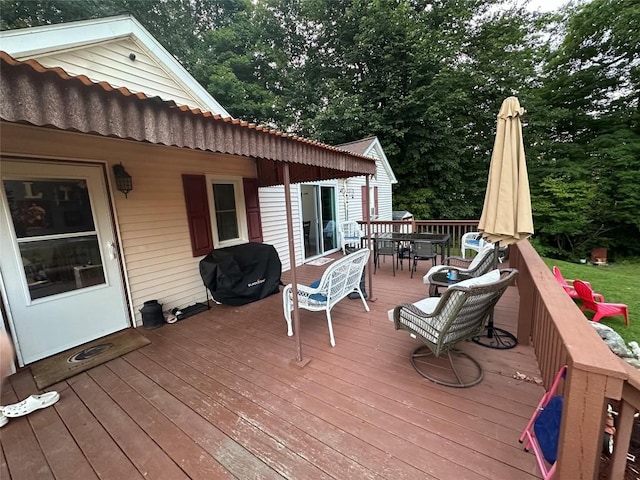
[374,186,379,217]
[361,185,367,220]
[243,177,263,242]
[182,174,213,257]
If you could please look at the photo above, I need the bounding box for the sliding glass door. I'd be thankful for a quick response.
[301,184,337,259]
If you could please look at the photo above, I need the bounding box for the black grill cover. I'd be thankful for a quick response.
[199,242,282,306]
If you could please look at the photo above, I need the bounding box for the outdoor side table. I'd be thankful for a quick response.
[428,271,472,296]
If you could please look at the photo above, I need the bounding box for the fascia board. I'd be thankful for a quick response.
[363,139,398,184]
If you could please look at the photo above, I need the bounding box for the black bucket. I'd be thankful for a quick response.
[140,300,164,329]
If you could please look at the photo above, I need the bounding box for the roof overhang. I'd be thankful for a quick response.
[0,52,376,186]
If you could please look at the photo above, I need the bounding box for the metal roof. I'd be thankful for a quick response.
[0,52,376,186]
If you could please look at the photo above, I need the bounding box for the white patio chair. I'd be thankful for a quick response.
[461,231,490,259]
[338,221,364,254]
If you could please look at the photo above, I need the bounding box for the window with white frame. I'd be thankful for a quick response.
[369,186,378,219]
[206,176,248,248]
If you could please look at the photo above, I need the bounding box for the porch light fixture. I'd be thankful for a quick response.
[340,187,355,199]
[113,163,133,197]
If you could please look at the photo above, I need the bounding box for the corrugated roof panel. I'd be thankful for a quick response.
[0,52,375,186]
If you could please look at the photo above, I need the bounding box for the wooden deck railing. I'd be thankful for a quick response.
[511,240,638,480]
[363,219,639,479]
[357,220,479,250]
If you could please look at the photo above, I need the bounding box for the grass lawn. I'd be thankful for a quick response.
[542,258,639,344]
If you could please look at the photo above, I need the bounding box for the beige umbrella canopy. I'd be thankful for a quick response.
[478,96,534,246]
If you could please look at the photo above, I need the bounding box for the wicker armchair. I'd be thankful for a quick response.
[423,243,496,286]
[392,268,518,387]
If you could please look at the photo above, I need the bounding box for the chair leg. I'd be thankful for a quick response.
[354,287,370,312]
[326,310,336,347]
[410,345,483,388]
[283,285,294,337]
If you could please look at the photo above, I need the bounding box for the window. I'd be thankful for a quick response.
[361,185,379,220]
[183,174,262,257]
[207,176,248,248]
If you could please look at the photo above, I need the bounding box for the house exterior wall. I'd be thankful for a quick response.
[259,184,302,271]
[30,39,210,111]
[342,150,393,222]
[1,123,263,325]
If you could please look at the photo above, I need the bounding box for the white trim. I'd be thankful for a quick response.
[361,138,397,184]
[0,14,230,117]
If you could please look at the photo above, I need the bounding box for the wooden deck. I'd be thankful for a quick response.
[1,255,546,479]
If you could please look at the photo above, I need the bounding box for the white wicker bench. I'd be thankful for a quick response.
[283,248,370,347]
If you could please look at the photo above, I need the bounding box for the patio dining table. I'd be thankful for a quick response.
[363,232,451,267]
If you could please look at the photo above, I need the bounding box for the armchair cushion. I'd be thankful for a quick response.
[387,296,440,322]
[454,269,500,289]
[308,279,327,302]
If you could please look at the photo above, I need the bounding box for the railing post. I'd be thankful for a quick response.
[513,245,533,346]
[558,367,624,479]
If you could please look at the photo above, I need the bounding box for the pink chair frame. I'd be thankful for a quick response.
[519,365,567,480]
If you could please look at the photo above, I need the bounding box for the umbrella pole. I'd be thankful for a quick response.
[472,242,518,349]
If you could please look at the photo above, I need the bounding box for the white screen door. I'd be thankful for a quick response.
[0,160,129,365]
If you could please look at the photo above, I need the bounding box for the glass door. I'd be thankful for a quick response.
[301,184,337,259]
[0,160,129,365]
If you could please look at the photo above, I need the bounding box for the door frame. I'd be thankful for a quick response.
[300,182,339,260]
[0,155,133,367]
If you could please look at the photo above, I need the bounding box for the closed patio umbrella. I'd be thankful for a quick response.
[476,96,534,349]
[479,96,533,246]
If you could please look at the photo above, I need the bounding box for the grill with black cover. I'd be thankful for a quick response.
[199,242,282,306]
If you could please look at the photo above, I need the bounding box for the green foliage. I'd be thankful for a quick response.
[527,0,640,259]
[533,176,603,260]
[3,0,639,259]
[542,257,639,344]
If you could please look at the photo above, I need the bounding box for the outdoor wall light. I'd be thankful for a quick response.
[340,187,355,199]
[113,163,133,197]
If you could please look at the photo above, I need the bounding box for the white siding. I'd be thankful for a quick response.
[1,123,262,327]
[259,184,303,272]
[32,39,209,111]
[343,148,394,222]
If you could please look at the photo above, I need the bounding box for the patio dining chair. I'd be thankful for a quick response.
[552,266,604,302]
[374,238,396,276]
[410,240,437,278]
[573,280,629,326]
[390,268,518,387]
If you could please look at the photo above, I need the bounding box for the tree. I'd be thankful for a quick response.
[527,0,640,258]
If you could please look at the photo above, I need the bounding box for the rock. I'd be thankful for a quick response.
[591,322,634,358]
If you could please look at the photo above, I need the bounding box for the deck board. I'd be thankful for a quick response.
[1,254,544,479]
